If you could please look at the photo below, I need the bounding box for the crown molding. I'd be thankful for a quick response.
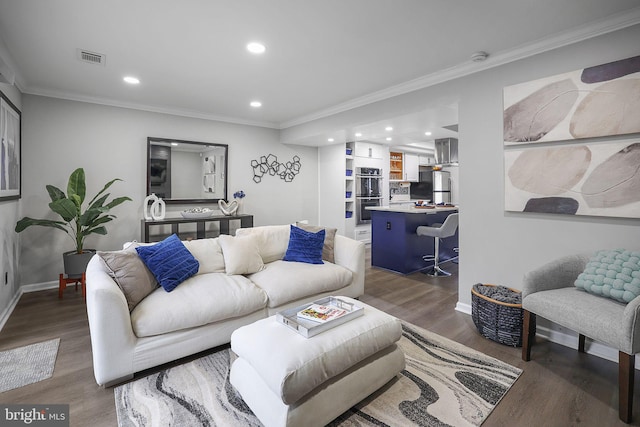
[22,87,280,129]
[279,7,640,129]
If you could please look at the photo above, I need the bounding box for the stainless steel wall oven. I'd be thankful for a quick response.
[356,167,382,223]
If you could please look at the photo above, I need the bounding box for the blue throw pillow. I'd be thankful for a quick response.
[283,225,325,264]
[136,234,199,292]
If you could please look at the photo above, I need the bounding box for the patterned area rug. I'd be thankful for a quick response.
[0,338,60,393]
[115,323,521,426]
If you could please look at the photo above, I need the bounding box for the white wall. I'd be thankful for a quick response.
[18,95,318,286]
[284,24,640,311]
[318,143,347,235]
[0,81,21,321]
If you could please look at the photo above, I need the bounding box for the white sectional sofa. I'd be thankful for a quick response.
[85,224,365,386]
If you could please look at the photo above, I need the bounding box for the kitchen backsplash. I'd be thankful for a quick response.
[390,182,410,201]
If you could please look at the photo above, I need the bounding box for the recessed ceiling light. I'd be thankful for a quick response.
[355,132,362,137]
[171,142,179,146]
[328,138,334,142]
[247,42,266,54]
[123,76,140,84]
[425,131,432,136]
[385,126,393,131]
[386,137,392,141]
[250,101,262,108]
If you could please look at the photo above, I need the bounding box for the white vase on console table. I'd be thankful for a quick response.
[218,199,238,216]
[143,193,165,220]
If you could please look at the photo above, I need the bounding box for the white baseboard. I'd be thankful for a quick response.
[21,281,58,293]
[0,281,57,332]
[0,290,23,332]
[455,300,638,367]
[455,301,472,315]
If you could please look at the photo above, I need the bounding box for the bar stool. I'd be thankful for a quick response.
[416,213,459,276]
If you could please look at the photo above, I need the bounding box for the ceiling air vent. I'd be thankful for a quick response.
[77,49,106,66]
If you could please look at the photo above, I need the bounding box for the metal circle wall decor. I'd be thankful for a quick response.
[252,154,301,183]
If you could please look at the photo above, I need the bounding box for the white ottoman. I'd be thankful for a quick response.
[230,297,405,427]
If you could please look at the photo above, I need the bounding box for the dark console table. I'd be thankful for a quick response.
[141,214,253,242]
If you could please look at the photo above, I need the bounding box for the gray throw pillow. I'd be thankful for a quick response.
[98,245,158,311]
[295,223,337,263]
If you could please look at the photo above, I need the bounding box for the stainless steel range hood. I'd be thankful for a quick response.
[434,138,458,165]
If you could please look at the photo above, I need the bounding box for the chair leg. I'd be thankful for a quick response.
[619,351,634,423]
[578,334,586,353]
[58,273,65,299]
[522,310,536,361]
[424,238,452,277]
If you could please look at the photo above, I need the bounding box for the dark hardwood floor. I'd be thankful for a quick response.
[1,253,638,426]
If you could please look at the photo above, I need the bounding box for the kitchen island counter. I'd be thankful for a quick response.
[368,207,458,274]
[368,205,458,214]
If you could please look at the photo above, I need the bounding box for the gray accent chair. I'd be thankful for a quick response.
[521,254,640,423]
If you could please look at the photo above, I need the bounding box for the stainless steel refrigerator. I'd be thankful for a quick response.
[432,171,451,204]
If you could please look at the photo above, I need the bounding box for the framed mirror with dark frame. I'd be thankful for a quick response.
[146,137,228,204]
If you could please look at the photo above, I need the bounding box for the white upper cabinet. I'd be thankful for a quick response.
[404,153,419,181]
[354,142,385,159]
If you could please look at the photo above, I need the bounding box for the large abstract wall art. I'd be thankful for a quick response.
[503,55,640,144]
[504,140,640,218]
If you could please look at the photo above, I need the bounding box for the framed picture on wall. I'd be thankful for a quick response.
[504,139,640,218]
[503,54,640,145]
[0,90,21,201]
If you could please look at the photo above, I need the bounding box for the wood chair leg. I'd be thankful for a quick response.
[522,310,536,361]
[578,334,586,353]
[58,273,65,299]
[619,351,635,423]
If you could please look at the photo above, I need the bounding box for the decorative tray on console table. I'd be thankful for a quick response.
[276,296,364,338]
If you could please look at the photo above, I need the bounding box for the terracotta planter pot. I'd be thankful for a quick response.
[63,250,96,278]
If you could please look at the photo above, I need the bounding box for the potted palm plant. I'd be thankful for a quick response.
[15,168,132,278]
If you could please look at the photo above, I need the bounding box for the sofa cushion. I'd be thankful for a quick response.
[183,238,226,274]
[235,225,290,263]
[131,272,268,337]
[126,238,225,275]
[283,225,325,265]
[296,223,337,263]
[218,234,265,275]
[248,260,353,307]
[97,245,158,311]
[575,249,640,303]
[136,234,200,292]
